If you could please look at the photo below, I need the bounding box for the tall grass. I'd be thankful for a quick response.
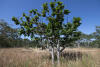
[66,55,96,67]
[0,48,98,67]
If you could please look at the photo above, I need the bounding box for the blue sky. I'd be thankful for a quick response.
[0,0,100,34]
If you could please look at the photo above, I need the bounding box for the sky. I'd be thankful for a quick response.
[0,0,100,34]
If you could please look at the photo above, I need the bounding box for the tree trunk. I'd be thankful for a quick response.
[57,40,60,66]
[51,46,54,67]
[78,42,80,48]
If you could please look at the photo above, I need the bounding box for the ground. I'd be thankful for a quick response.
[0,48,100,67]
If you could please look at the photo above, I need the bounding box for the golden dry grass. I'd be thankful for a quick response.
[0,48,99,67]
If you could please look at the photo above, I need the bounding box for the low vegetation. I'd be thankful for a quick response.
[0,48,99,67]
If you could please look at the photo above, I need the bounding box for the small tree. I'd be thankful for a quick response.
[12,0,81,65]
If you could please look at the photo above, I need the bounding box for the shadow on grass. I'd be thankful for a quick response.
[43,51,83,61]
[61,51,83,61]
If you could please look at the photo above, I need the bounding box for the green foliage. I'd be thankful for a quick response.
[64,9,70,15]
[12,17,20,25]
[12,0,81,49]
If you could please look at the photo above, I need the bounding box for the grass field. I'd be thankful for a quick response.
[0,48,100,67]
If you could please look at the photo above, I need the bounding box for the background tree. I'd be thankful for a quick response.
[0,20,18,47]
[0,20,32,48]
[91,26,100,48]
[12,0,81,65]
[78,33,93,47]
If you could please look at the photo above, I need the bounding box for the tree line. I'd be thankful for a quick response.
[0,20,42,48]
[79,26,100,48]
[0,20,99,48]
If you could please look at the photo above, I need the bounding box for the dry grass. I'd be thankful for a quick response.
[0,48,99,67]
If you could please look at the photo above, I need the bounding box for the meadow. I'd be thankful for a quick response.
[0,48,100,67]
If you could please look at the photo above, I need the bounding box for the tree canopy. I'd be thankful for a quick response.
[12,0,81,48]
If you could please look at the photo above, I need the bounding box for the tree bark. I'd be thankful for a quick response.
[51,46,54,67]
[57,40,60,66]
[60,46,65,53]
[48,39,55,67]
